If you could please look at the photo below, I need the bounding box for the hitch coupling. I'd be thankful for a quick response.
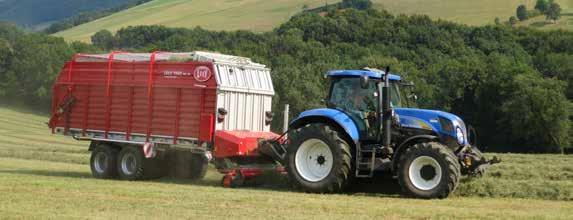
[458,145,501,177]
[258,139,287,164]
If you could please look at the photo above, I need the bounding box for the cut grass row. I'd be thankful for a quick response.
[1,157,572,219]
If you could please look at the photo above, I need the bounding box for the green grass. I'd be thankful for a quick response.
[54,0,330,42]
[54,0,573,42]
[374,0,573,26]
[0,106,572,219]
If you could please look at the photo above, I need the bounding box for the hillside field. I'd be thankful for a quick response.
[54,0,573,42]
[0,106,572,219]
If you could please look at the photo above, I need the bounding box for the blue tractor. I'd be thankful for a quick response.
[264,67,499,199]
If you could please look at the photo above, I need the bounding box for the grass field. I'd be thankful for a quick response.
[0,106,572,219]
[54,0,573,42]
[54,0,330,42]
[375,0,573,26]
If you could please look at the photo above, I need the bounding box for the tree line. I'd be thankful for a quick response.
[510,0,562,25]
[0,9,571,153]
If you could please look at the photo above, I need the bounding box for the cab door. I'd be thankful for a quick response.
[328,77,379,140]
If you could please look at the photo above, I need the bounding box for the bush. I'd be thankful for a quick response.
[341,0,373,10]
[498,74,570,152]
[546,2,562,22]
[517,5,529,21]
[509,16,518,25]
[91,29,114,50]
[535,0,549,13]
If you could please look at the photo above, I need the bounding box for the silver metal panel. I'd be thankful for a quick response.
[215,91,272,132]
[192,51,274,132]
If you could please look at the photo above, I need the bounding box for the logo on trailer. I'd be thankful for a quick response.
[194,66,212,82]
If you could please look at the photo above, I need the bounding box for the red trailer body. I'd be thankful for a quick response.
[50,52,218,144]
[50,52,278,157]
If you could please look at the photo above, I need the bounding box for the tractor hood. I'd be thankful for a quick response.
[394,108,468,145]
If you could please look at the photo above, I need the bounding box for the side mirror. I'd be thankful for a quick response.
[360,75,369,89]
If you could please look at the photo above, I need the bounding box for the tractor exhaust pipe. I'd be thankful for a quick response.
[381,66,392,148]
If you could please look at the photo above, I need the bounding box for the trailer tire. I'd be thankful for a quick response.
[169,152,208,180]
[90,144,118,179]
[117,146,159,180]
[397,142,460,199]
[286,123,352,193]
[188,154,208,180]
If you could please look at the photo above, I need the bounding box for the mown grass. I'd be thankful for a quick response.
[54,0,330,42]
[374,0,573,27]
[0,106,572,219]
[55,0,573,42]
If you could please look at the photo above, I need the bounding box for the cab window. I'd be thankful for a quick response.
[328,78,378,138]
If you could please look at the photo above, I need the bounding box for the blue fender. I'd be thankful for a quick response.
[289,108,360,143]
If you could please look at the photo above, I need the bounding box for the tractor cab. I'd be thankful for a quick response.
[326,70,402,141]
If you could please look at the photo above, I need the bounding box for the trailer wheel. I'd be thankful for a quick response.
[117,146,162,180]
[188,154,208,180]
[397,142,460,199]
[286,123,352,193]
[90,144,118,179]
[169,152,208,180]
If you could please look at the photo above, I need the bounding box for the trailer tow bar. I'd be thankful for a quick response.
[258,131,289,164]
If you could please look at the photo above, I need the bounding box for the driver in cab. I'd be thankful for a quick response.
[341,80,378,137]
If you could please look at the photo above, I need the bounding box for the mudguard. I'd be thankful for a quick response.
[289,108,360,143]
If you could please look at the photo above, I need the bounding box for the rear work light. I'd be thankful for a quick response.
[265,111,274,125]
[217,108,228,123]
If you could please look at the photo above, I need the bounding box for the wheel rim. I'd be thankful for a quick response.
[121,152,137,176]
[408,156,442,190]
[295,138,333,182]
[93,152,107,173]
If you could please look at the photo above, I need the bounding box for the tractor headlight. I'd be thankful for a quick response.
[456,127,464,145]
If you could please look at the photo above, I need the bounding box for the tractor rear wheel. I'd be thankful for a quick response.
[286,123,352,193]
[397,142,460,199]
[90,144,118,179]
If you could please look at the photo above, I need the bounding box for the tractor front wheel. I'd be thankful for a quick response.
[286,123,352,193]
[397,142,460,199]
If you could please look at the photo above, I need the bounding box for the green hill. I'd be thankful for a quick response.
[54,0,330,42]
[55,0,573,42]
[0,0,133,30]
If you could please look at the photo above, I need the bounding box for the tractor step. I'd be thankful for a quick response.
[355,144,378,178]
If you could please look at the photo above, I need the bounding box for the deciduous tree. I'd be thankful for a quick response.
[517,5,528,21]
[546,2,562,23]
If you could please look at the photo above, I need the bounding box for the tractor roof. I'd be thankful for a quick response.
[327,70,401,81]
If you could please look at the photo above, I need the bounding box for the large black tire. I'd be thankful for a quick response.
[116,146,164,180]
[169,152,208,180]
[90,144,118,179]
[286,123,352,193]
[397,142,460,199]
